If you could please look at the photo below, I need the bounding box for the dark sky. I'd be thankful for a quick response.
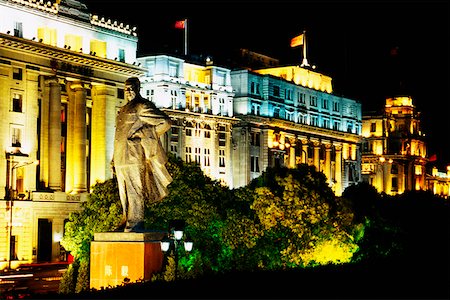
[86,0,449,168]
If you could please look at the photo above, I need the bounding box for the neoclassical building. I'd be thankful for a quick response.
[137,55,238,187]
[0,0,145,269]
[361,96,428,194]
[0,0,364,270]
[136,55,363,194]
[230,65,362,194]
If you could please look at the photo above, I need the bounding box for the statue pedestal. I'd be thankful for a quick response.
[90,231,165,290]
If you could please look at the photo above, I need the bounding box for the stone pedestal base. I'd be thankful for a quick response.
[90,231,165,290]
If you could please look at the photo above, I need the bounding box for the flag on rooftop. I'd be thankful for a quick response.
[290,33,304,48]
[175,20,185,29]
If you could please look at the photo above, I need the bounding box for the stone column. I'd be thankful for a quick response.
[313,141,321,171]
[301,139,309,164]
[324,143,332,182]
[288,138,296,168]
[70,82,87,193]
[90,84,116,188]
[46,77,62,190]
[335,144,342,196]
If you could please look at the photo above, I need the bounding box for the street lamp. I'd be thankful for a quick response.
[5,153,39,270]
[160,221,193,281]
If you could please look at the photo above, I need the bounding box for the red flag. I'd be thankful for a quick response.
[290,34,304,47]
[429,154,437,162]
[175,20,185,29]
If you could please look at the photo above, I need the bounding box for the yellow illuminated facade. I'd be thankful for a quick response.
[361,96,428,194]
[0,0,144,270]
[426,166,450,198]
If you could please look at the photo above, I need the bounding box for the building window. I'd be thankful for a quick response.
[310,115,318,126]
[391,163,398,174]
[186,128,192,136]
[13,67,22,80]
[251,156,260,172]
[204,148,210,166]
[310,96,317,107]
[250,132,260,146]
[273,85,280,97]
[251,103,261,115]
[117,88,124,99]
[11,126,22,147]
[170,144,177,153]
[218,132,226,146]
[185,147,192,163]
[194,147,201,164]
[347,122,353,133]
[12,93,23,112]
[219,149,225,167]
[118,49,125,62]
[370,123,376,132]
[391,177,398,191]
[90,40,107,58]
[250,82,255,93]
[333,120,340,131]
[273,107,280,118]
[218,97,225,115]
[285,89,292,100]
[14,22,23,38]
[322,98,328,109]
[322,118,330,129]
[333,101,340,112]
[298,92,306,104]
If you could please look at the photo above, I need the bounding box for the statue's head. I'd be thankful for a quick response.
[124,77,140,101]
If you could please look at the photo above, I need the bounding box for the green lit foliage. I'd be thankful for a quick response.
[243,165,362,268]
[60,178,122,262]
[59,178,122,293]
[147,154,233,274]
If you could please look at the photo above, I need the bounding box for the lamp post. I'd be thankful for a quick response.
[160,224,193,281]
[5,153,39,270]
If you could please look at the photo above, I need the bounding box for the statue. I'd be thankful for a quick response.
[112,77,173,232]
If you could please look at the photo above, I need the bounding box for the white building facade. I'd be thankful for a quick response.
[231,66,362,195]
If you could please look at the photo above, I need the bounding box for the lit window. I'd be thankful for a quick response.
[90,40,107,58]
[11,126,22,147]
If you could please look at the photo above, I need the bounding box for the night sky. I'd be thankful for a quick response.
[86,0,449,168]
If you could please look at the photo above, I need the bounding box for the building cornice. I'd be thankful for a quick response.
[236,114,361,143]
[0,33,146,77]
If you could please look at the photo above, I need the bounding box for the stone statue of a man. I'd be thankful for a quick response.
[113,77,172,232]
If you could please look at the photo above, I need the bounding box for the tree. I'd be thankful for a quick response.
[244,164,362,268]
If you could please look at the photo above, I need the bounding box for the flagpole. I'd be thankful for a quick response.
[301,30,309,67]
[184,18,188,56]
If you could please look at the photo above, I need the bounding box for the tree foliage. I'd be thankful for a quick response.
[60,157,368,291]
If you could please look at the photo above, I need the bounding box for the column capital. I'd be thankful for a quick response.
[92,84,116,96]
[44,76,59,85]
[334,143,343,151]
[69,81,85,91]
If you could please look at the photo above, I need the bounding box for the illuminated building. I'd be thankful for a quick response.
[361,96,428,194]
[137,55,238,187]
[426,166,450,198]
[230,64,362,195]
[0,0,145,269]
